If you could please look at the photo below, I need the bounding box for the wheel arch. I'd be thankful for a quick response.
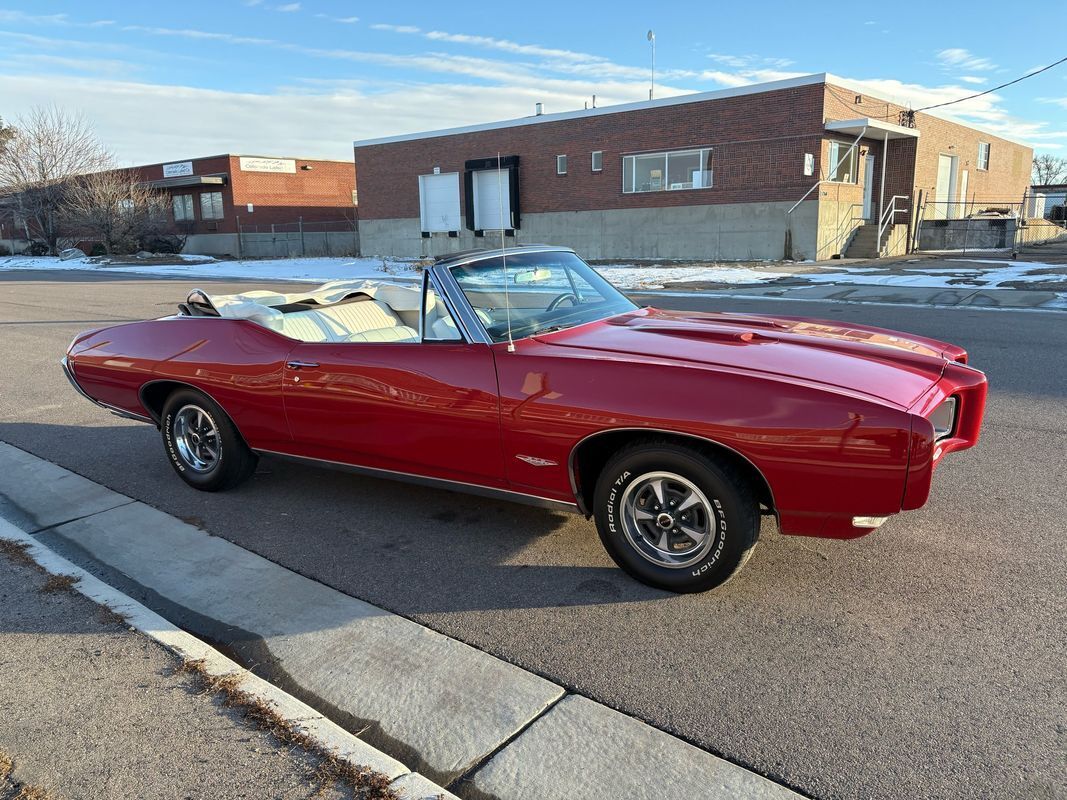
[139,380,247,446]
[568,428,777,520]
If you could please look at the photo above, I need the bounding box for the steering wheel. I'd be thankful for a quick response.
[546,293,580,312]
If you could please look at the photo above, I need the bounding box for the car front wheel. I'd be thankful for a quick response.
[161,388,257,491]
[593,441,760,592]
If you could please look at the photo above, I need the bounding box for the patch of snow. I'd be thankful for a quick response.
[596,265,781,290]
[0,255,422,283]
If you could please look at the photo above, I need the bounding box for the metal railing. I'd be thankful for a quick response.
[877,195,909,254]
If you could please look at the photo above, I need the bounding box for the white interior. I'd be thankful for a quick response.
[201,279,462,343]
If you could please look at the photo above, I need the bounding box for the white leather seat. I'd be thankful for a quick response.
[345,326,418,343]
[316,301,402,337]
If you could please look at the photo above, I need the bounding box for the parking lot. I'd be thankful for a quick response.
[1,268,1064,800]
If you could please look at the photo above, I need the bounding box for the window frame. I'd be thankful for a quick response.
[826,140,859,184]
[622,147,713,194]
[199,191,225,220]
[556,154,568,175]
[977,141,990,171]
[172,194,195,222]
[591,151,603,172]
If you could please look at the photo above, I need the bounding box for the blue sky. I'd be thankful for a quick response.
[1,1,1064,165]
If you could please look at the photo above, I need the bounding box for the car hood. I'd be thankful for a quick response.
[535,307,957,408]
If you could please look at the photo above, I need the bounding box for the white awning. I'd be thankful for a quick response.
[825,117,920,140]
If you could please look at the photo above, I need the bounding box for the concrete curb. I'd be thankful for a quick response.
[0,518,457,800]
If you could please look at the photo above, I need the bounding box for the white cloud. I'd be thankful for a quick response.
[316,14,359,23]
[959,76,987,85]
[371,23,420,33]
[707,53,794,69]
[937,48,997,72]
[0,10,114,27]
[275,2,301,11]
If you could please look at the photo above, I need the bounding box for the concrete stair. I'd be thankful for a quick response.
[844,222,893,258]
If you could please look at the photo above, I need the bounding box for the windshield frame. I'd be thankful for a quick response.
[438,248,638,345]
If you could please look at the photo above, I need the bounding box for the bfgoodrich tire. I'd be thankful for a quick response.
[161,388,257,492]
[593,441,760,593]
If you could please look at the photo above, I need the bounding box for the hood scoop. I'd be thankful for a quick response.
[629,321,779,346]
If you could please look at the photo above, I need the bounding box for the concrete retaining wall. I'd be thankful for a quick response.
[358,201,820,262]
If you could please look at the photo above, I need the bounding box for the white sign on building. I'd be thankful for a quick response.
[162,161,194,178]
[239,157,297,174]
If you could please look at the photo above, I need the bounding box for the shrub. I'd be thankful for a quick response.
[27,241,48,256]
[138,234,185,254]
[0,243,10,256]
[89,242,107,257]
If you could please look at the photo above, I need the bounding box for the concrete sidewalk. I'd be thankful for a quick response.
[0,441,803,800]
[0,543,355,800]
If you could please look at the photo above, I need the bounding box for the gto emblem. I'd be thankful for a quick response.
[515,454,558,467]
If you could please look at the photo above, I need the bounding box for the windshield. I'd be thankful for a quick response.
[449,251,637,343]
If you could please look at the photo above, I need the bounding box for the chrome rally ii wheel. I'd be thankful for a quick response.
[619,472,716,569]
[172,404,221,473]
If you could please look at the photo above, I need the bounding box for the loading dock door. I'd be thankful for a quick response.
[473,169,511,231]
[419,172,460,232]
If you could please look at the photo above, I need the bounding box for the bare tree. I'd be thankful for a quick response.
[1031,154,1067,187]
[0,106,112,254]
[62,169,171,255]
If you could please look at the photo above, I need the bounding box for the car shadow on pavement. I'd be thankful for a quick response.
[0,422,682,616]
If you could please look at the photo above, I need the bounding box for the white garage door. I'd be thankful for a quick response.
[473,168,511,231]
[419,172,460,232]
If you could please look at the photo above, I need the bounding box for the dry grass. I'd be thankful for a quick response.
[0,750,57,800]
[0,540,37,570]
[176,660,402,800]
[38,574,78,594]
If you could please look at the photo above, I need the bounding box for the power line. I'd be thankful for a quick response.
[914,55,1067,112]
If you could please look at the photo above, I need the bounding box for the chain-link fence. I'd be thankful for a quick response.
[235,218,359,259]
[914,195,1067,255]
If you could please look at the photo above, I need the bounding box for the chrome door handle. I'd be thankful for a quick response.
[286,360,319,370]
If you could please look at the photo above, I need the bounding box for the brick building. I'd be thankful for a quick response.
[135,153,357,255]
[352,73,1032,261]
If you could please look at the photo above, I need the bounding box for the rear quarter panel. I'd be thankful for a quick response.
[68,317,293,449]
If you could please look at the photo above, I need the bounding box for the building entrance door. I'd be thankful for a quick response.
[862,155,875,220]
[933,154,958,219]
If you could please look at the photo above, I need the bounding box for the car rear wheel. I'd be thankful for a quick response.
[593,441,760,592]
[161,388,257,491]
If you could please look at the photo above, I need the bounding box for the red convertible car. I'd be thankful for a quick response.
[63,245,987,592]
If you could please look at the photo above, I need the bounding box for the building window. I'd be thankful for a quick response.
[827,141,858,184]
[199,191,224,220]
[977,142,990,171]
[591,151,603,172]
[557,155,567,175]
[623,148,712,193]
[173,194,194,221]
[418,172,461,233]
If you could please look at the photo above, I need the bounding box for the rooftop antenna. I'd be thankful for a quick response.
[647,29,655,100]
[496,152,515,352]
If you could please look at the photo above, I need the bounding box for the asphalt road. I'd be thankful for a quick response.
[1,269,1064,800]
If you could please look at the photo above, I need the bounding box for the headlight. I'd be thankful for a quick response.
[929,396,958,441]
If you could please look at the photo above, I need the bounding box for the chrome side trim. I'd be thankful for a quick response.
[566,427,779,519]
[61,357,154,424]
[255,448,580,514]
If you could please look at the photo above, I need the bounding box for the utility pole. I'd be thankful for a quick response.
[647,30,655,100]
